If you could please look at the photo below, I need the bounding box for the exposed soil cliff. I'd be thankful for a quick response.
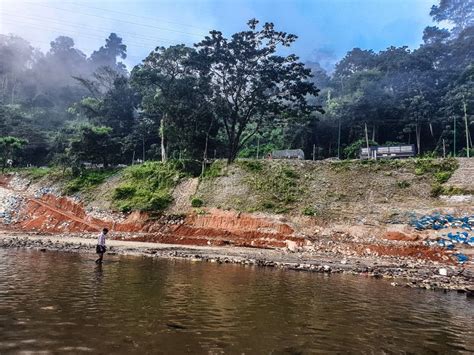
[0,159,473,268]
[0,174,306,249]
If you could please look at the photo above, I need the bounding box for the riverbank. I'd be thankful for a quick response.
[1,230,473,295]
[1,159,473,295]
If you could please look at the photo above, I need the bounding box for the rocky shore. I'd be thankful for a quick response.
[1,231,473,296]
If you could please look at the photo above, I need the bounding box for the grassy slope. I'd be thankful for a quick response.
[194,158,459,222]
[12,158,460,222]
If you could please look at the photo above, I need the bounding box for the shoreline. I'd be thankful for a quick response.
[1,231,473,295]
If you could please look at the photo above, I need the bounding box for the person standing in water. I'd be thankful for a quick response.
[95,228,108,264]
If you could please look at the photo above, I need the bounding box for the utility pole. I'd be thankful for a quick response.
[463,95,470,158]
[312,144,316,161]
[454,115,457,157]
[365,122,370,159]
[337,117,341,159]
[202,134,209,176]
[256,135,260,159]
[160,115,167,162]
[442,139,446,158]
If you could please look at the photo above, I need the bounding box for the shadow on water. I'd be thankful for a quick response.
[0,249,473,354]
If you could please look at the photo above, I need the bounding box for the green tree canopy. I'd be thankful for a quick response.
[194,19,323,163]
[0,136,27,171]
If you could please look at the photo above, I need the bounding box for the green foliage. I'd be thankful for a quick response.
[65,169,118,194]
[237,160,263,172]
[202,160,226,179]
[69,125,121,167]
[194,19,322,163]
[414,158,458,177]
[1,4,473,168]
[302,206,317,216]
[246,162,303,213]
[397,180,411,189]
[112,161,185,212]
[20,167,52,180]
[191,198,203,207]
[169,159,202,177]
[131,45,215,160]
[343,139,378,159]
[0,136,28,171]
[113,185,136,199]
[261,201,275,209]
[434,171,452,184]
[430,184,472,197]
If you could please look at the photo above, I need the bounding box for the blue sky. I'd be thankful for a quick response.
[0,0,437,70]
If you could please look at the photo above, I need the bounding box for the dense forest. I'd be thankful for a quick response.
[0,0,472,171]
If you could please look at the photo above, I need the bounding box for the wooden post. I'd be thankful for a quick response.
[442,139,446,158]
[312,144,316,161]
[132,150,135,165]
[142,136,145,162]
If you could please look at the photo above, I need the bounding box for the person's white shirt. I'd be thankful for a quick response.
[97,232,106,246]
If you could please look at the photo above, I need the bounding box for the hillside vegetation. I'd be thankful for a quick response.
[12,158,464,223]
[194,158,460,220]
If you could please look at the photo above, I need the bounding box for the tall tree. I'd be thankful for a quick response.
[131,45,213,161]
[195,19,322,163]
[430,0,474,37]
[69,125,121,167]
[90,33,127,75]
[0,136,27,171]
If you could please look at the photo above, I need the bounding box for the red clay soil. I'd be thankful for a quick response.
[13,194,306,249]
[383,231,420,241]
[0,175,11,187]
[8,193,454,260]
[352,243,451,262]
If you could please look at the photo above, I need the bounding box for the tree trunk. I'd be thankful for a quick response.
[160,115,167,162]
[227,148,238,165]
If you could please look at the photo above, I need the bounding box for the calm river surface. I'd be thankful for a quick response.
[0,249,473,354]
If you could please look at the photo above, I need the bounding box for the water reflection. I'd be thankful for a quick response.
[0,249,473,354]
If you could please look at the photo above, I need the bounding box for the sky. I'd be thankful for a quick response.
[0,0,438,71]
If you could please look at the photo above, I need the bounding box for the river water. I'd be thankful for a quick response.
[0,249,473,354]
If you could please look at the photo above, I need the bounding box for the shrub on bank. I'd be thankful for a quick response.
[112,161,187,212]
[65,169,118,194]
[191,198,203,207]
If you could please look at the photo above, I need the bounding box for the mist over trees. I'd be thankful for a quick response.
[0,0,472,171]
